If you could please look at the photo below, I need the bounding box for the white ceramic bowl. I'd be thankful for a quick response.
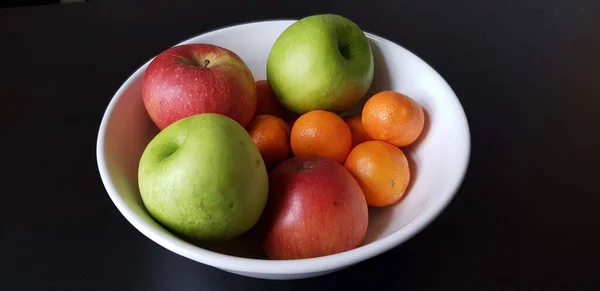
[96,20,470,280]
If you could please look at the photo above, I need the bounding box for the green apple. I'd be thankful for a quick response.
[138,113,269,241]
[267,14,374,115]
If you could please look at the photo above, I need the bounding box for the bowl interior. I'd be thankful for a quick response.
[98,21,470,265]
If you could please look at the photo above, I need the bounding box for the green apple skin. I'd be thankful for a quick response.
[138,113,269,241]
[267,14,374,115]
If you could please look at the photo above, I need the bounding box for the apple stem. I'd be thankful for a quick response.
[300,161,314,171]
[202,59,210,68]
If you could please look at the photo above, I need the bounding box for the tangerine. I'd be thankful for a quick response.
[344,140,410,207]
[247,115,291,168]
[344,115,373,147]
[290,110,352,163]
[362,91,425,147]
[255,80,287,119]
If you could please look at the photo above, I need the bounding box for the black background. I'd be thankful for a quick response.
[1,1,57,10]
[1,0,599,290]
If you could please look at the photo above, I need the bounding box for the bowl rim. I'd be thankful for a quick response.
[96,19,471,275]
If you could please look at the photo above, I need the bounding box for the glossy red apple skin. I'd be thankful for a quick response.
[262,156,369,260]
[142,44,256,130]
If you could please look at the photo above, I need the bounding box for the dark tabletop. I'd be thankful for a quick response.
[1,0,599,290]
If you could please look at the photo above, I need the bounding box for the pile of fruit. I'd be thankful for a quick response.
[137,14,425,260]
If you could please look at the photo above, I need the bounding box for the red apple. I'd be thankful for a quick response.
[262,156,369,260]
[142,44,257,130]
